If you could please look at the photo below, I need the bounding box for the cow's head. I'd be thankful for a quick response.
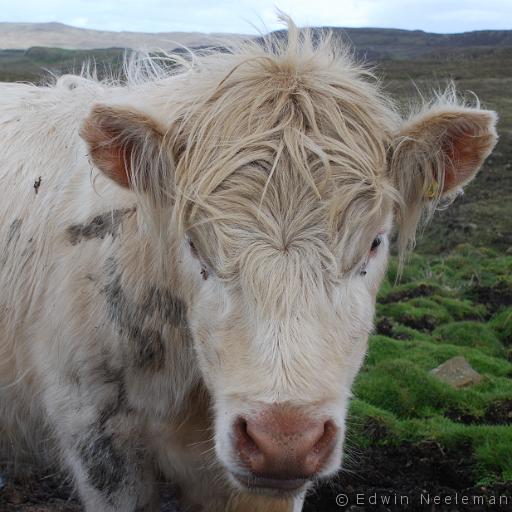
[81,26,497,498]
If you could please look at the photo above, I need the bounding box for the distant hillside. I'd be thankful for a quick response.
[0,22,247,51]
[269,27,512,59]
[338,27,512,59]
[2,22,512,59]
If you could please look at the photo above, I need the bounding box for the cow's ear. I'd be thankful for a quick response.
[80,104,170,193]
[389,104,497,249]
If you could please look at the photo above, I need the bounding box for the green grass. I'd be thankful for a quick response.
[351,247,512,484]
[0,47,125,83]
[490,309,512,345]
[433,321,504,356]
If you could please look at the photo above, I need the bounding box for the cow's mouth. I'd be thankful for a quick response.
[231,471,308,494]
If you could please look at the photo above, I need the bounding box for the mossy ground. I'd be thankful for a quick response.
[347,245,512,488]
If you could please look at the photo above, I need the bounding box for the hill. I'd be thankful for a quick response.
[0,21,246,51]
[317,27,512,59]
[2,22,512,60]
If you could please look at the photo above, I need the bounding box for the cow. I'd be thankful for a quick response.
[0,18,497,512]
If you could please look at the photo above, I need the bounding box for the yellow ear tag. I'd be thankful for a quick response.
[425,182,439,200]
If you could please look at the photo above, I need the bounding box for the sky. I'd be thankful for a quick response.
[1,0,511,34]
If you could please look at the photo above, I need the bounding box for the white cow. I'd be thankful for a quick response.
[0,19,497,512]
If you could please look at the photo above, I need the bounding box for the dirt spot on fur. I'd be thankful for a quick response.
[33,177,42,195]
[66,208,134,246]
[6,219,22,247]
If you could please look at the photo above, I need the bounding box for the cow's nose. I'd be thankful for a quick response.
[233,407,338,485]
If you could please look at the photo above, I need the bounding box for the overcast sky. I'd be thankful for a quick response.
[1,0,511,34]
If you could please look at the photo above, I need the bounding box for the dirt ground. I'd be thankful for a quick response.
[303,441,512,511]
[2,441,511,512]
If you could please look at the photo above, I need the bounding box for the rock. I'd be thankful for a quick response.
[430,356,482,388]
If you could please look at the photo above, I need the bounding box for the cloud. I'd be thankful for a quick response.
[1,0,511,34]
[68,17,89,28]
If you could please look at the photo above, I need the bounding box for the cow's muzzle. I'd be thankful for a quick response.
[231,404,338,492]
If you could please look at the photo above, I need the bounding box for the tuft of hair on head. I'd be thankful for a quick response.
[166,15,399,248]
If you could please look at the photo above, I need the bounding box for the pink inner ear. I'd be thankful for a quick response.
[440,115,496,194]
[81,105,166,191]
[104,145,132,188]
[112,146,132,188]
[94,142,133,189]
[442,130,476,192]
[82,114,133,189]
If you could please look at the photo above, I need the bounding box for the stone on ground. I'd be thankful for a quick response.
[430,356,482,388]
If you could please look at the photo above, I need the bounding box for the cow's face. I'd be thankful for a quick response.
[82,82,496,497]
[178,179,393,493]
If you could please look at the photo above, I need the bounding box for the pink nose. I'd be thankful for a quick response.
[233,406,338,487]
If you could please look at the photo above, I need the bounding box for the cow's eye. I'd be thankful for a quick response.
[188,239,199,258]
[370,235,382,254]
[360,235,383,276]
[188,238,209,281]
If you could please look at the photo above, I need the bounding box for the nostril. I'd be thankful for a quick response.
[234,417,248,443]
[234,417,262,460]
[234,417,247,436]
[304,420,338,472]
[316,420,337,449]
